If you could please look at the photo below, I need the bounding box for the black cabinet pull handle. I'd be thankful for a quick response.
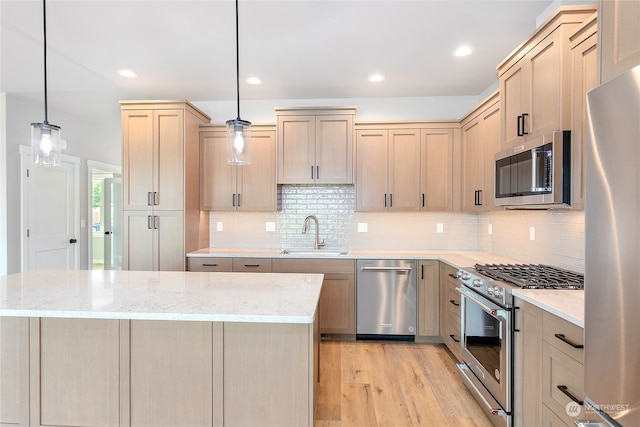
[153,192,158,205]
[422,193,425,207]
[557,385,583,405]
[311,166,314,179]
[147,192,152,206]
[147,215,153,229]
[421,264,424,280]
[232,194,236,207]
[316,165,319,180]
[202,263,218,267]
[237,194,241,207]
[554,333,584,349]
[390,194,393,208]
[522,113,529,135]
[517,114,523,136]
[384,194,387,207]
[449,299,460,307]
[244,264,260,268]
[449,334,460,343]
[448,273,458,278]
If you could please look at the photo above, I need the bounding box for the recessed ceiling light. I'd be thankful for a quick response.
[247,77,262,85]
[118,69,137,78]
[368,74,385,82]
[453,46,473,57]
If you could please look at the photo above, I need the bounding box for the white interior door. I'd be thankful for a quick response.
[103,177,122,270]
[21,146,79,271]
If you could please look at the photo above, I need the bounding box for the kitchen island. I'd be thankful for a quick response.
[0,269,323,427]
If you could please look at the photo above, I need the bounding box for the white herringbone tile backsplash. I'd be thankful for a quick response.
[207,185,585,272]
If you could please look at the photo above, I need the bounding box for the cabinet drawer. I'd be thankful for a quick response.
[542,342,586,426]
[446,313,462,360]
[187,257,232,272]
[447,282,461,317]
[542,404,572,427]
[232,258,272,272]
[542,311,584,363]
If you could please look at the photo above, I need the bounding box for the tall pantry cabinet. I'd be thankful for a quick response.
[121,101,211,271]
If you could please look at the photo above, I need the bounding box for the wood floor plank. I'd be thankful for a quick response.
[315,340,493,427]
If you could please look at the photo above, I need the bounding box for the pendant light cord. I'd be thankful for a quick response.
[235,0,240,120]
[42,0,49,124]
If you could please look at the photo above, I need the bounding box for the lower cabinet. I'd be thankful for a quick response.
[273,258,355,337]
[2,317,317,427]
[187,256,271,272]
[439,262,461,360]
[417,260,440,338]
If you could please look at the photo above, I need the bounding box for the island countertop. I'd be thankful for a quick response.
[0,269,324,323]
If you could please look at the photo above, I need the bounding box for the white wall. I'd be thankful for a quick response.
[0,93,7,275]
[4,93,121,273]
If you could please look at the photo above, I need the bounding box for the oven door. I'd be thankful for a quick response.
[457,286,512,424]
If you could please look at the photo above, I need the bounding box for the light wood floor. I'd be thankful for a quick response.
[314,340,493,427]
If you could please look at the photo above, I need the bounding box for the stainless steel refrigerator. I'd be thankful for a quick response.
[584,64,640,426]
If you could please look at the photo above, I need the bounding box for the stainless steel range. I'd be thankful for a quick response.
[455,264,584,427]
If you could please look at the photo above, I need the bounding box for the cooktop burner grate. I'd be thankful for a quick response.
[474,264,584,289]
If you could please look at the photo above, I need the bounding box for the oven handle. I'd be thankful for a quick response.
[456,286,510,320]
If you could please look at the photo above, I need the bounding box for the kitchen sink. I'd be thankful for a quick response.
[280,249,349,257]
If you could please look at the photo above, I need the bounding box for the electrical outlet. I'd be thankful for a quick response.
[436,223,444,233]
[488,223,493,235]
[529,226,535,241]
[265,222,275,232]
[216,221,223,232]
[358,223,368,233]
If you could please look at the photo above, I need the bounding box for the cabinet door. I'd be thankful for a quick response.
[389,129,421,211]
[122,210,155,271]
[187,257,233,272]
[122,109,155,211]
[237,129,276,212]
[514,299,543,427]
[318,273,356,335]
[599,0,640,83]
[0,317,29,427]
[481,103,501,210]
[417,261,439,337]
[528,31,563,141]
[500,62,529,149]
[156,211,185,271]
[154,110,185,211]
[420,129,453,211]
[571,30,597,210]
[277,115,315,184]
[460,119,484,212]
[315,115,353,184]
[356,130,389,211]
[200,130,237,211]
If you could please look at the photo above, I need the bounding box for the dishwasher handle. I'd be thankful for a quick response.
[360,266,413,272]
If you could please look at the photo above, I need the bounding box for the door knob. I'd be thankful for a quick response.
[104,231,112,235]
[69,238,77,244]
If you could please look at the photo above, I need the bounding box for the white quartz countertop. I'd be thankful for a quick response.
[512,289,584,327]
[0,270,323,324]
[188,248,522,269]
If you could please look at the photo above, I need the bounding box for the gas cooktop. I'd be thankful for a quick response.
[474,263,584,289]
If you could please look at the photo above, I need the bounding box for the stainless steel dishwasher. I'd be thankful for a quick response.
[356,259,417,340]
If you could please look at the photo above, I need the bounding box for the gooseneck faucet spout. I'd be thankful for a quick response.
[302,215,325,249]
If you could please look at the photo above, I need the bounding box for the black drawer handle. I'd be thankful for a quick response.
[557,385,583,405]
[244,264,260,268]
[202,263,218,267]
[554,333,584,349]
[449,334,460,343]
[448,273,458,278]
[449,299,460,307]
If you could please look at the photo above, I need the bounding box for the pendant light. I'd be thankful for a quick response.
[226,0,251,165]
[31,0,64,167]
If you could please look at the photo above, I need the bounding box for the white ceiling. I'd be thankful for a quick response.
[1,0,582,120]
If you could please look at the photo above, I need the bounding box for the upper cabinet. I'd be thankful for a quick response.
[498,6,597,150]
[276,107,355,184]
[570,14,598,210]
[460,93,501,212]
[598,0,640,83]
[200,124,277,212]
[355,123,457,212]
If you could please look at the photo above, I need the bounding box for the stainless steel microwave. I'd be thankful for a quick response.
[494,130,571,209]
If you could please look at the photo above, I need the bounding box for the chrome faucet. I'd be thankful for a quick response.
[302,215,325,249]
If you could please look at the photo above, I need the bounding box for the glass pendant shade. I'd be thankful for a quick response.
[31,122,62,167]
[226,118,251,165]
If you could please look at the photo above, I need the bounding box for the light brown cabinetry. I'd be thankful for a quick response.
[598,0,640,83]
[232,257,272,272]
[417,260,440,337]
[187,256,233,272]
[121,101,210,271]
[200,124,276,212]
[273,258,355,337]
[514,298,543,427]
[460,93,500,212]
[498,6,597,150]
[355,128,421,211]
[570,14,598,210]
[0,317,29,427]
[421,129,454,211]
[276,107,355,184]
[439,262,461,361]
